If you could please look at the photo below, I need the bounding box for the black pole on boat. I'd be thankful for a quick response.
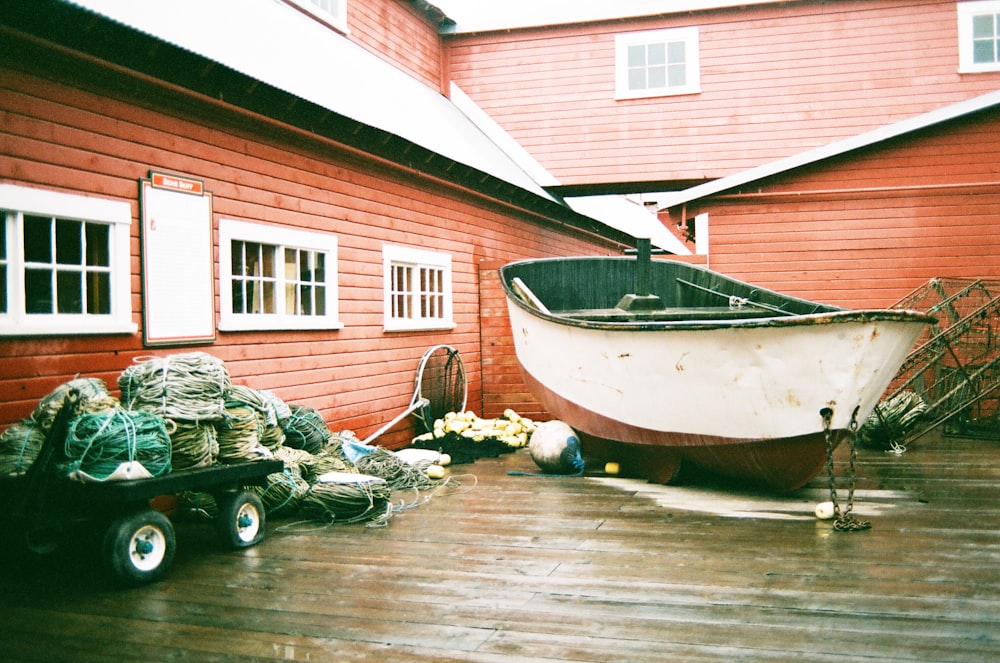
[635,237,652,297]
[617,237,664,312]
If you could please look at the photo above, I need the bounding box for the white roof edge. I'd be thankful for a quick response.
[450,83,691,255]
[63,0,556,203]
[450,83,560,188]
[434,0,785,34]
[659,88,1000,210]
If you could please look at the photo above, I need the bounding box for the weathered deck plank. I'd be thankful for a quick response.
[0,431,997,661]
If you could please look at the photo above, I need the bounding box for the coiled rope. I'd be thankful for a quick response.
[253,468,310,516]
[226,385,286,449]
[299,476,393,528]
[0,420,45,477]
[32,377,119,431]
[62,408,172,481]
[281,405,331,454]
[118,352,230,422]
[216,405,272,463]
[355,446,443,491]
[168,419,218,470]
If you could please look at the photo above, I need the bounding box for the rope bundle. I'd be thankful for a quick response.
[118,352,230,422]
[168,420,218,470]
[0,420,45,477]
[226,385,286,449]
[299,449,356,484]
[355,446,442,491]
[32,378,119,431]
[62,408,172,481]
[281,405,331,454]
[299,474,392,527]
[858,391,928,451]
[6,352,460,528]
[252,468,310,516]
[216,406,271,463]
[178,490,217,518]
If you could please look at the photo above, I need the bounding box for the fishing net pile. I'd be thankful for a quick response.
[0,352,458,527]
[409,409,534,464]
[857,391,928,451]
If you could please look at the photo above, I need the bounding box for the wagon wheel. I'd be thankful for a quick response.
[102,508,176,586]
[215,489,265,549]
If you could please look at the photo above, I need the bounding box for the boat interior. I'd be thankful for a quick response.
[503,245,837,324]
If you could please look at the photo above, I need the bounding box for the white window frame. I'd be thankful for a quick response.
[615,26,701,100]
[958,0,1000,72]
[287,0,348,33]
[218,218,342,332]
[0,184,136,336]
[382,244,455,332]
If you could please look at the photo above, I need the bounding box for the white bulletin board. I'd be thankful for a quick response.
[139,172,216,346]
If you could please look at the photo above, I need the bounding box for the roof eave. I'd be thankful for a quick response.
[660,87,1000,210]
[1,1,638,248]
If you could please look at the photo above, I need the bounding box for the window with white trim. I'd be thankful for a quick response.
[958,1,1000,72]
[615,27,700,99]
[218,219,342,331]
[287,0,348,32]
[382,244,454,332]
[0,184,135,336]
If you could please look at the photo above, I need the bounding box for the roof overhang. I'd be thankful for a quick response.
[659,87,1000,210]
[0,0,658,250]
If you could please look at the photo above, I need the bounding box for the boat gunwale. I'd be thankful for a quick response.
[500,258,937,331]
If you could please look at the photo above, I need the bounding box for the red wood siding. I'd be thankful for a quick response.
[348,0,445,92]
[478,260,548,421]
[0,42,600,437]
[676,107,1000,309]
[445,0,1000,187]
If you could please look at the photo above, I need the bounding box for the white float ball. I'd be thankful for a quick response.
[814,501,836,520]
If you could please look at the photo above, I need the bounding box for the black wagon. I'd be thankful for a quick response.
[0,393,282,586]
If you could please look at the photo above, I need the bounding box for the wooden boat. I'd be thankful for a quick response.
[499,243,935,490]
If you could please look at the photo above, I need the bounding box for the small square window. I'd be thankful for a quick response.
[0,184,135,336]
[615,27,700,100]
[382,244,454,332]
[218,219,341,332]
[958,1,1000,72]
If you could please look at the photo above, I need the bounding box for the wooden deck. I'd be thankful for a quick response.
[1,431,998,662]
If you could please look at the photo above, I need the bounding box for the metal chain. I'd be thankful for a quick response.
[822,405,871,532]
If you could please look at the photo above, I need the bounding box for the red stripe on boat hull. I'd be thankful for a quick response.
[522,368,841,491]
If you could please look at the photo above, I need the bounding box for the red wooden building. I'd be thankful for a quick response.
[0,0,675,436]
[441,0,1000,302]
[3,0,999,440]
[443,0,1000,188]
[659,91,1000,309]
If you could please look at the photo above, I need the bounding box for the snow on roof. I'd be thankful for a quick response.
[432,0,783,33]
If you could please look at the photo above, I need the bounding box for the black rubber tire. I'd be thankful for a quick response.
[102,508,175,586]
[215,489,265,549]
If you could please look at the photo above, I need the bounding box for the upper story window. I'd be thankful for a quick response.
[615,27,700,99]
[218,218,342,332]
[0,184,135,336]
[958,1,1000,72]
[382,244,454,332]
[287,0,348,33]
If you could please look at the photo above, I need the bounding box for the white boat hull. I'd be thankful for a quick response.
[506,301,928,489]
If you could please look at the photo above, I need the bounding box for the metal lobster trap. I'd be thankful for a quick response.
[866,278,1000,448]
